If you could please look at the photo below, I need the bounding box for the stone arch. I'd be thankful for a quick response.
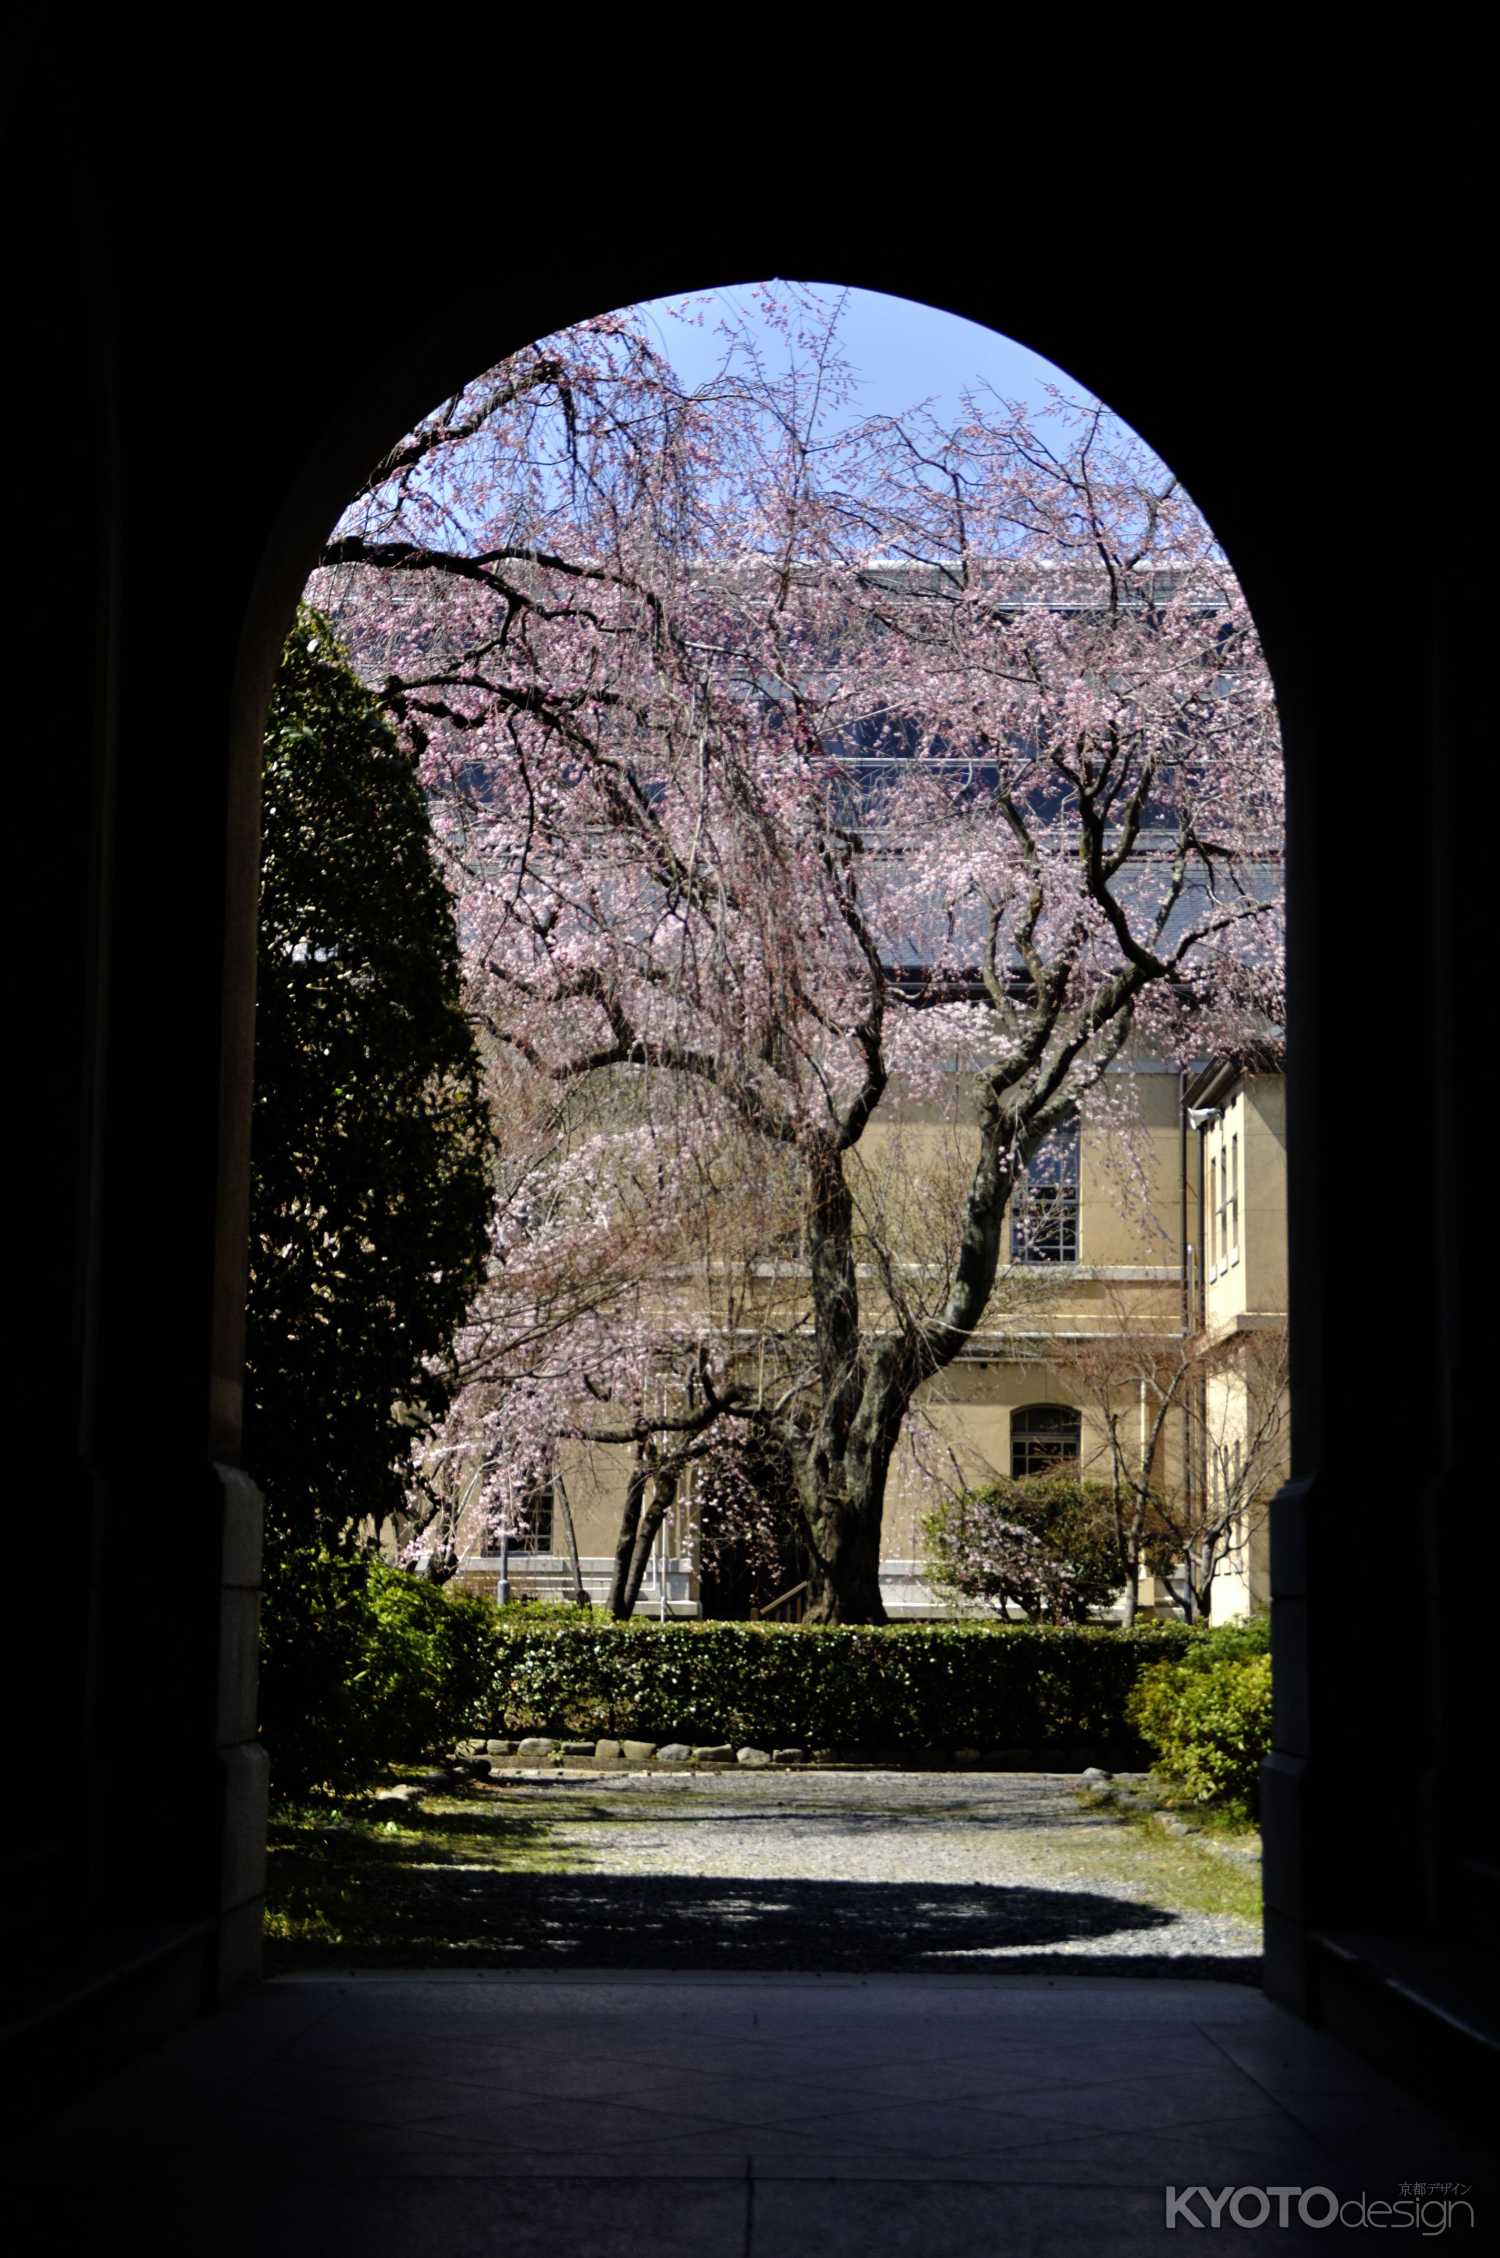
[205,267,1481,2056]
[210,271,1485,2082]
[10,46,1482,2105]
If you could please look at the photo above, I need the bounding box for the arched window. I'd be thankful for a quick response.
[1010,1116,1080,1263]
[515,1473,555,1553]
[1010,1403,1082,1479]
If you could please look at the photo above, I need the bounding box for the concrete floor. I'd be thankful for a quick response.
[3,1972,1494,2254]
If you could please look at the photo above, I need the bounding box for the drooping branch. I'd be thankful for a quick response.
[318,292,1283,1626]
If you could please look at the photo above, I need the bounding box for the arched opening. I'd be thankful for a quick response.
[243,283,1287,1977]
[207,263,1489,2081]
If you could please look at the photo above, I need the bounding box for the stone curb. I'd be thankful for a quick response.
[454,1742,1136,1780]
[1073,1776,1262,1863]
[465,1741,1126,1775]
[471,1755,1122,1779]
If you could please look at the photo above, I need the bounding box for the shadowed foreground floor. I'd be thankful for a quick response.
[3,1972,1494,2255]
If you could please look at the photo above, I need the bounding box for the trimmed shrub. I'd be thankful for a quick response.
[1167,1613,1271,1669]
[1126,1646,1273,1817]
[486,1619,1198,1760]
[260,1545,381,1796]
[260,1549,498,1797]
[492,1599,596,1629]
[364,1559,498,1759]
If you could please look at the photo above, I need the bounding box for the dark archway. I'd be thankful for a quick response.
[9,36,1487,2116]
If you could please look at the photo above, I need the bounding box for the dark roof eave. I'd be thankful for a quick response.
[1184,1042,1286,1111]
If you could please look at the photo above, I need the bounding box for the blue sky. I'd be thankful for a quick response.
[631,283,1092,433]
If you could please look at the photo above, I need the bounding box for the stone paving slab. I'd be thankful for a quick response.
[3,1975,1493,2255]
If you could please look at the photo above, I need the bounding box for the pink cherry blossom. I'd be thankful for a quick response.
[311,290,1283,1621]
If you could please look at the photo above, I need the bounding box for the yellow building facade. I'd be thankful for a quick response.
[462,1051,1288,1623]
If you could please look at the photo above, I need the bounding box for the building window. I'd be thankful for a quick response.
[1010,1402,1082,1478]
[514,1475,555,1552]
[1209,1154,1218,1273]
[1215,1139,1230,1274]
[1230,1132,1240,1258]
[1010,1116,1080,1264]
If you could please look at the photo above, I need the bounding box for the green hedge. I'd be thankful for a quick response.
[487,1619,1200,1759]
[261,1586,1269,1793]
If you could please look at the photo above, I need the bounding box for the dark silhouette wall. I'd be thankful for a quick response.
[7,25,1490,2111]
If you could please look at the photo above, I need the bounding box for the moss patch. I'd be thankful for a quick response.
[1071,1790,1262,1923]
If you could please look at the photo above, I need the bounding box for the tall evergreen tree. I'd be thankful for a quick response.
[246,606,494,1555]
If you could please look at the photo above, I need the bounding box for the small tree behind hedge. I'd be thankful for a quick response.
[693,1429,811,1621]
[922,1475,1127,1622]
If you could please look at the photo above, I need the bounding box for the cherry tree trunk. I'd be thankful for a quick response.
[800,1487,889,1623]
[607,1459,651,1619]
[1117,1532,1141,1627]
[608,1459,678,1618]
[790,1120,1019,1624]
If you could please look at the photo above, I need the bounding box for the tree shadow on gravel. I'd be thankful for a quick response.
[267,1867,1258,1982]
[549,1799,1123,1838]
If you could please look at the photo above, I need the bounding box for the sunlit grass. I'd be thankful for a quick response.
[1072,1787,1262,1923]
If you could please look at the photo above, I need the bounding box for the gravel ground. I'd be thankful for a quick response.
[449,1767,1263,1980]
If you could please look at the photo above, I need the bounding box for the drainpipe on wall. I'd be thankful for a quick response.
[1180,1069,1196,1622]
[555,1471,587,1607]
[1180,1069,1192,1338]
